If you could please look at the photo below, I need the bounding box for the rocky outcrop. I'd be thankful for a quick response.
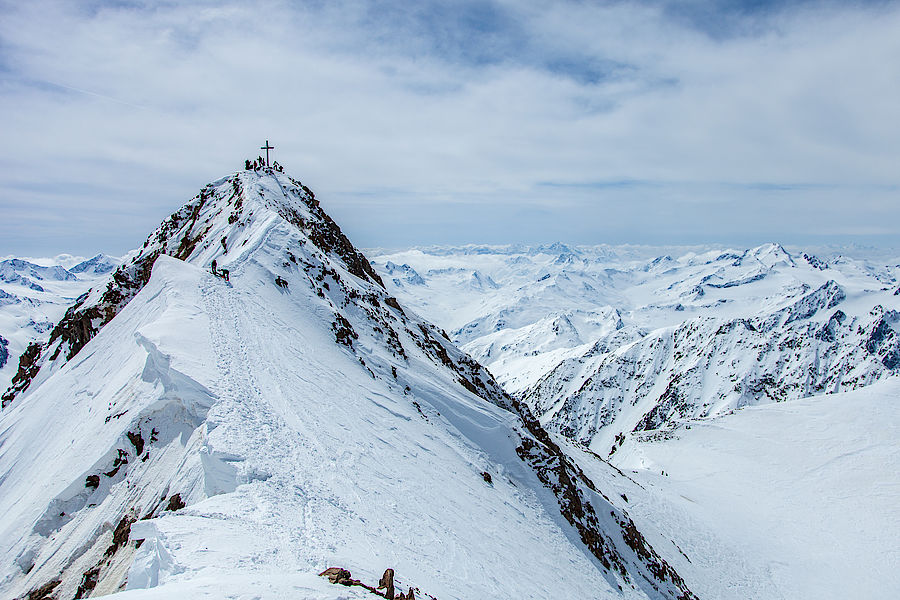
[2,342,42,408]
[866,309,900,370]
[319,566,424,600]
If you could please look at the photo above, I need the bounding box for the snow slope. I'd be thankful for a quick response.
[565,377,900,599]
[0,169,694,600]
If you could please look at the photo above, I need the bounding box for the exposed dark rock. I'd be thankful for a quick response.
[633,377,691,432]
[319,567,354,585]
[781,280,845,325]
[378,568,395,599]
[104,514,136,558]
[165,494,186,512]
[72,566,101,600]
[85,475,100,489]
[23,578,60,600]
[126,431,144,456]
[803,253,828,270]
[481,471,493,485]
[816,310,846,342]
[2,341,43,408]
[866,311,900,370]
[0,335,8,370]
[319,567,426,599]
[384,296,404,315]
[332,314,358,347]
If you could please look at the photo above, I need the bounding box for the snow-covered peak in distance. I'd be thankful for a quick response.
[0,258,76,288]
[369,242,899,440]
[0,167,696,600]
[370,242,899,391]
[68,254,121,276]
[0,256,119,394]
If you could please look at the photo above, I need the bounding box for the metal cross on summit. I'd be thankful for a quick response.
[260,140,274,167]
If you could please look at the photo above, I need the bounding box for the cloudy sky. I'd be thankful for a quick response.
[2,0,899,257]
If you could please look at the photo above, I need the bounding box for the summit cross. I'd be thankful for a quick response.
[260,140,274,167]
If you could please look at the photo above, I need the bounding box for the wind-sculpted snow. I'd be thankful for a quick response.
[0,258,214,599]
[0,168,697,599]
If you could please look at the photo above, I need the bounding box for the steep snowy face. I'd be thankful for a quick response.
[0,168,696,600]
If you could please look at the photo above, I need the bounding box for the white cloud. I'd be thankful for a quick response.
[1,0,898,254]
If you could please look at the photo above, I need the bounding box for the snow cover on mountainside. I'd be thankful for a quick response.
[0,255,119,394]
[369,244,900,597]
[0,169,695,600]
[568,376,900,600]
[369,244,900,454]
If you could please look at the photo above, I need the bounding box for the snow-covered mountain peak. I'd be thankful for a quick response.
[2,168,386,407]
[1,167,698,600]
[69,254,120,276]
[138,168,383,287]
[0,259,76,291]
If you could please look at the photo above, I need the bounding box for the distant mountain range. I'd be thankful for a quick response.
[370,243,900,455]
[0,254,120,393]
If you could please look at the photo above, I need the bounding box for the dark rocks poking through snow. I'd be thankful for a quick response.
[2,341,42,408]
[320,567,423,600]
[866,310,900,370]
[23,578,60,600]
[165,493,186,512]
[511,398,698,600]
